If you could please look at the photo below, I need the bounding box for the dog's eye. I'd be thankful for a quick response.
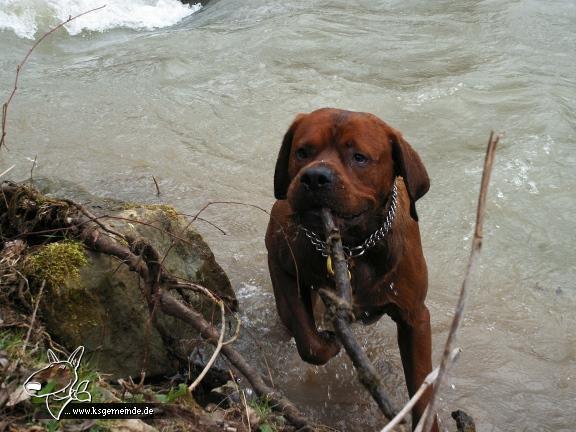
[353,153,368,164]
[295,148,309,160]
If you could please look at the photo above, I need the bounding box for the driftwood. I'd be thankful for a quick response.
[0,182,312,430]
[319,209,399,422]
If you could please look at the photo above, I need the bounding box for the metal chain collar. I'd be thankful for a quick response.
[300,180,399,259]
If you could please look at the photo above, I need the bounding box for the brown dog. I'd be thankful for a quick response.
[265,108,437,430]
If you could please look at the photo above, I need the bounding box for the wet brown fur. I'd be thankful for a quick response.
[266,108,437,430]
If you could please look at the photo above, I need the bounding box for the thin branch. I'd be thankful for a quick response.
[0,5,107,150]
[241,387,252,432]
[152,176,161,196]
[21,279,45,355]
[189,201,302,297]
[236,324,275,387]
[0,165,15,178]
[382,348,460,432]
[384,369,438,432]
[158,200,271,272]
[418,132,500,432]
[62,200,127,240]
[222,312,241,346]
[188,298,226,392]
[227,369,253,432]
[29,154,37,183]
[177,212,227,235]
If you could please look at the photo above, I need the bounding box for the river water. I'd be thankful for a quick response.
[1,1,574,430]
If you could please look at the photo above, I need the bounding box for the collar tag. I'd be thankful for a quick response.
[326,255,351,280]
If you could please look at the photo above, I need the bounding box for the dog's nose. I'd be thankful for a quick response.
[301,166,334,191]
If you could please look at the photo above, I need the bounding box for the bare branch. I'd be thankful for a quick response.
[0,165,15,178]
[189,201,303,297]
[382,348,461,432]
[21,280,45,356]
[29,154,37,183]
[152,176,161,196]
[0,5,106,150]
[188,298,226,392]
[417,132,500,432]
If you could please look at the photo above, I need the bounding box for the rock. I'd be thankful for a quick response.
[208,380,241,407]
[452,409,476,432]
[27,178,237,379]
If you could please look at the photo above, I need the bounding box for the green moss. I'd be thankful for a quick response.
[120,203,180,220]
[24,240,88,292]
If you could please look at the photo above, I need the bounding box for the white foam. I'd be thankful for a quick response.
[0,0,201,39]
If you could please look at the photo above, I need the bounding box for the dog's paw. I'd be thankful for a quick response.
[296,330,341,365]
[319,330,341,354]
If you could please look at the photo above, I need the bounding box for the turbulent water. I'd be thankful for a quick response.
[1,0,575,430]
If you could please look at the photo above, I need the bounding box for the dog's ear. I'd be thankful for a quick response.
[274,114,305,200]
[390,130,430,221]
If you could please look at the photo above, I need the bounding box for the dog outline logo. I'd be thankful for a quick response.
[23,346,92,420]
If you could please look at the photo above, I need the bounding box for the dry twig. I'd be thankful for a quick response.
[29,155,37,183]
[152,176,161,196]
[0,165,15,178]
[417,132,500,432]
[21,279,45,356]
[382,348,460,432]
[0,5,106,150]
[188,290,225,392]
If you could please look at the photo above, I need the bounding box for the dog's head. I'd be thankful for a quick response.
[274,108,429,226]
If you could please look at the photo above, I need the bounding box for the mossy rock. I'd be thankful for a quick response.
[27,178,236,379]
[23,240,88,291]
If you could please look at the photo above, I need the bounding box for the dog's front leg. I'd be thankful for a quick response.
[268,256,341,365]
[396,305,439,431]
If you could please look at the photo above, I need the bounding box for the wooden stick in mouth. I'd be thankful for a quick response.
[319,208,400,423]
